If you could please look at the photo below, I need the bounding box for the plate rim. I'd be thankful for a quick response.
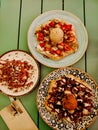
[27,10,88,68]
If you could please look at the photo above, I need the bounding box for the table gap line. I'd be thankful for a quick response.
[83,0,87,74]
[83,2,88,130]
[41,0,43,14]
[37,0,44,128]
[17,0,22,50]
[62,0,64,10]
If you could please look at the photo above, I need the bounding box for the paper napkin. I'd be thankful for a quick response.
[0,99,38,130]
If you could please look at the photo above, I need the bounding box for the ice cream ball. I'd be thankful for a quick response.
[50,27,64,45]
[62,94,77,110]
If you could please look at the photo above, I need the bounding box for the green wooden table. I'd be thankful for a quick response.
[0,0,98,130]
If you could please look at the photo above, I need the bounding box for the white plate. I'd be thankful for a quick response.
[0,50,40,97]
[37,67,98,130]
[27,10,88,68]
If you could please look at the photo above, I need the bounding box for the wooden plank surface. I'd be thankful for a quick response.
[0,0,20,53]
[0,0,20,130]
[85,0,98,83]
[18,0,41,125]
[0,0,98,130]
[85,0,98,130]
[65,0,86,71]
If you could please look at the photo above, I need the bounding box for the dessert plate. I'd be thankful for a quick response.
[27,10,88,68]
[0,50,40,97]
[37,67,98,130]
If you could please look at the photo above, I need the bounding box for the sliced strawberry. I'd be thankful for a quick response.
[56,49,62,55]
[37,32,44,41]
[68,36,75,42]
[66,24,72,31]
[39,42,46,48]
[38,32,44,37]
[50,49,55,54]
[60,42,65,47]
[49,21,55,27]
[58,22,63,27]
[61,24,67,31]
[64,44,71,51]
[44,47,51,51]
[44,25,49,30]
[38,36,44,41]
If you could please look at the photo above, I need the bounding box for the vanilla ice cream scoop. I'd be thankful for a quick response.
[50,27,64,44]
